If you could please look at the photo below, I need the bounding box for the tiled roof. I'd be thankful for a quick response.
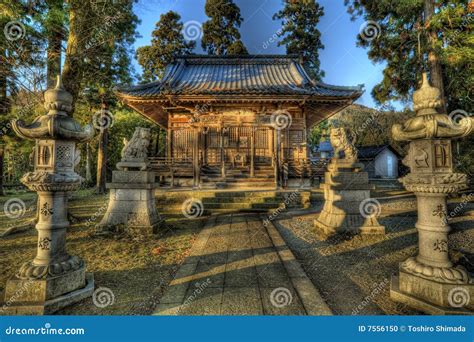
[117,55,363,98]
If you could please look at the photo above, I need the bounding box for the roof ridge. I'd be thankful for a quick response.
[317,81,364,92]
[175,54,300,59]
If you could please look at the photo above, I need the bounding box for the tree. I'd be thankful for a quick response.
[201,0,247,55]
[344,0,473,113]
[136,11,195,82]
[308,120,329,152]
[37,0,66,88]
[227,40,248,55]
[1,0,45,195]
[273,0,325,80]
[70,0,139,194]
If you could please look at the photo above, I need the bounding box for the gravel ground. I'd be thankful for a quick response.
[0,190,205,315]
[273,196,474,315]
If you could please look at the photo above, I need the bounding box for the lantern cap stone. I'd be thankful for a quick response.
[11,75,94,142]
[413,72,443,115]
[44,75,73,115]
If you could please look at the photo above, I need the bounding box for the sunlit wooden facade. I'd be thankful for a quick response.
[116,55,362,188]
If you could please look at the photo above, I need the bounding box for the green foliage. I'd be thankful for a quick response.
[328,104,416,154]
[344,0,473,113]
[1,0,141,187]
[308,120,329,151]
[201,0,247,55]
[136,11,195,82]
[78,0,140,107]
[273,0,325,80]
[227,40,248,55]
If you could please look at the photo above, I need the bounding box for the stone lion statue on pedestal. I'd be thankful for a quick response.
[117,127,151,171]
[330,127,358,163]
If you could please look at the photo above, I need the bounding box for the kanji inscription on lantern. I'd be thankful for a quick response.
[41,202,54,217]
[433,239,448,253]
[38,237,52,250]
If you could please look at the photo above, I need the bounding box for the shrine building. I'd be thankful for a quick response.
[116,54,362,189]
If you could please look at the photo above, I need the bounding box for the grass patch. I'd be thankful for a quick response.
[0,189,205,315]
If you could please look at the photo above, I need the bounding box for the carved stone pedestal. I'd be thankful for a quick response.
[1,77,95,315]
[390,73,474,314]
[99,128,162,237]
[99,171,162,237]
[314,129,384,237]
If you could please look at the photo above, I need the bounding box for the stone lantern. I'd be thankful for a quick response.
[390,73,474,314]
[2,76,95,314]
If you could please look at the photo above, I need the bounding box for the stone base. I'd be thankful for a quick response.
[390,274,474,315]
[315,214,385,236]
[359,217,385,236]
[99,171,162,236]
[314,169,384,237]
[1,273,94,315]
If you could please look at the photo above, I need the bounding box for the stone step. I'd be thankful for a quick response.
[201,196,284,204]
[203,202,282,210]
[203,208,270,215]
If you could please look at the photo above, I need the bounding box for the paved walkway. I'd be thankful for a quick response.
[154,213,331,315]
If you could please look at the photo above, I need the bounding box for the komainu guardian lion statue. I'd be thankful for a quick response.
[117,127,151,171]
[329,127,358,163]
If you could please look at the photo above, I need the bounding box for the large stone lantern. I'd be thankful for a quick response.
[390,73,474,314]
[2,77,95,315]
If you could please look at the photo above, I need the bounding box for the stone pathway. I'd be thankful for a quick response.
[154,213,332,315]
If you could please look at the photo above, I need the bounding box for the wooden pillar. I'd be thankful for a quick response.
[274,128,281,189]
[166,128,172,160]
[192,126,200,188]
[250,127,255,177]
[220,126,226,179]
[270,126,275,167]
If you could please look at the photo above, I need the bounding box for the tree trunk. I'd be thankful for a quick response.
[0,145,4,196]
[424,0,446,112]
[96,109,108,194]
[62,1,83,112]
[46,0,63,88]
[0,48,8,196]
[86,143,92,184]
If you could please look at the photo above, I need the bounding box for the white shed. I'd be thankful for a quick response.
[357,145,400,179]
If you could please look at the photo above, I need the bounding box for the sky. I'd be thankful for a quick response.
[132,0,401,110]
